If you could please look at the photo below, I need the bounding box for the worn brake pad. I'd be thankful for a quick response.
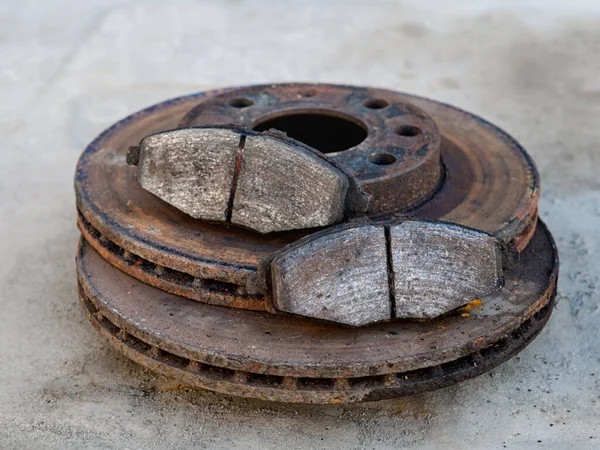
[253,219,514,326]
[127,126,370,233]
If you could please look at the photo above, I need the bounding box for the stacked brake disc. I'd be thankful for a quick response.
[75,84,558,403]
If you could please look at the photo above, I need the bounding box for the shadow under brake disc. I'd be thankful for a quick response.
[75,83,558,404]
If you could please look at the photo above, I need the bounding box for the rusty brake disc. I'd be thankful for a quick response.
[74,83,557,403]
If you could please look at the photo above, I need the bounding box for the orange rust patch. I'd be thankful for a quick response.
[461,298,483,313]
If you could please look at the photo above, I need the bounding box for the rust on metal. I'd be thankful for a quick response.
[179,84,443,217]
[73,83,554,404]
[76,220,557,403]
[75,84,540,309]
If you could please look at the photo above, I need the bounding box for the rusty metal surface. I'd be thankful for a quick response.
[179,84,443,216]
[77,220,556,376]
[75,84,540,309]
[77,211,269,311]
[76,220,557,403]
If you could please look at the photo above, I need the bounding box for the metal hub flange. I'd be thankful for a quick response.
[179,84,443,216]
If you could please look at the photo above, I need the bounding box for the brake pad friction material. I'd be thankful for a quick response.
[231,134,348,233]
[132,127,366,233]
[390,221,503,319]
[269,220,504,326]
[136,128,239,222]
[271,225,391,327]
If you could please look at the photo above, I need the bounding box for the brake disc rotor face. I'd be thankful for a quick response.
[75,83,556,403]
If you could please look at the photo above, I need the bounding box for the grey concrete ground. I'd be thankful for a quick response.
[1,0,599,448]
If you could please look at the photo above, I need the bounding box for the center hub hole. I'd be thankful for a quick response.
[253,112,367,154]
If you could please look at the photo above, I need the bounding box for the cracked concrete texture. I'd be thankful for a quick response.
[0,0,598,448]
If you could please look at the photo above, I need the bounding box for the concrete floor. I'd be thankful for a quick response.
[1,0,599,448]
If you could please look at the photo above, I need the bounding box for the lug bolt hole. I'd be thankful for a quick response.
[300,89,318,98]
[369,153,397,166]
[396,125,422,137]
[363,98,389,109]
[228,97,254,108]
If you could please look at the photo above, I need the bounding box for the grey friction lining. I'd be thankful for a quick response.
[231,135,348,233]
[271,225,390,326]
[137,128,240,221]
[390,221,502,319]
